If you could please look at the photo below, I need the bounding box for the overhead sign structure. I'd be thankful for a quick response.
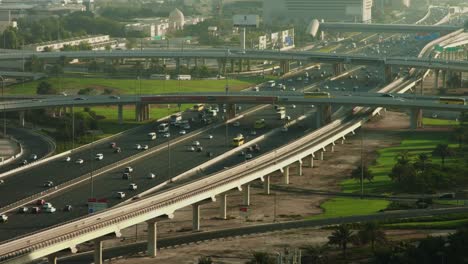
[233,15,259,28]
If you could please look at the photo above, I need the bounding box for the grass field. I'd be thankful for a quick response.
[311,131,457,220]
[340,131,456,195]
[423,118,459,126]
[7,77,257,95]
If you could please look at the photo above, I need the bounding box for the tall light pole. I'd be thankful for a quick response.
[167,104,172,177]
[360,127,364,198]
[0,75,5,137]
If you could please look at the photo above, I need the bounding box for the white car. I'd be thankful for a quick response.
[30,154,37,160]
[183,124,191,129]
[245,153,253,160]
[64,156,71,162]
[116,192,126,199]
[192,141,201,146]
[124,166,133,173]
[187,146,196,152]
[142,145,149,150]
[129,183,138,190]
[44,181,54,187]
[163,133,171,138]
[75,159,84,164]
[432,113,438,118]
[206,134,213,139]
[42,203,53,209]
[44,207,56,213]
[135,144,142,150]
[95,153,104,160]
[179,130,187,135]
[250,130,257,136]
[324,85,329,89]
[233,121,240,127]
[0,214,8,223]
[147,173,156,179]
[291,104,296,109]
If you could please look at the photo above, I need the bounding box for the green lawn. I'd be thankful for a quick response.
[423,118,459,126]
[340,131,456,194]
[307,198,390,219]
[6,77,257,95]
[311,131,457,220]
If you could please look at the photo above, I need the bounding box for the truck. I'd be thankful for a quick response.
[170,113,182,124]
[277,110,286,120]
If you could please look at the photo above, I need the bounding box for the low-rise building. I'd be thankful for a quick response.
[23,35,116,52]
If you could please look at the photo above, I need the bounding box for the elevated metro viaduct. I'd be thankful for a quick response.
[3,92,468,130]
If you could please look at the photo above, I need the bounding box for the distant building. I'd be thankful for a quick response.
[169,8,185,31]
[23,35,116,52]
[125,23,156,38]
[263,0,373,24]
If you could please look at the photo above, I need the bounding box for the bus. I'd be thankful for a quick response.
[176,74,191,80]
[170,113,182,124]
[150,74,170,80]
[157,123,169,133]
[439,97,465,105]
[267,80,276,88]
[193,104,205,112]
[232,134,245,147]
[254,119,266,129]
[277,110,286,120]
[304,92,331,98]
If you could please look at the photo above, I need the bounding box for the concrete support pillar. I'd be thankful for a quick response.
[331,143,335,152]
[283,166,290,184]
[47,255,57,264]
[147,220,157,257]
[315,104,332,128]
[434,70,439,89]
[320,31,325,41]
[247,59,251,71]
[118,104,123,124]
[295,160,302,176]
[264,175,270,195]
[194,58,198,67]
[242,184,250,206]
[238,59,243,72]
[230,59,235,73]
[309,154,314,168]
[410,108,423,130]
[175,58,181,74]
[135,104,141,122]
[186,58,190,68]
[442,70,447,89]
[219,193,227,219]
[192,204,200,231]
[280,60,290,74]
[320,151,324,161]
[341,138,345,145]
[202,58,206,65]
[94,239,103,264]
[18,111,25,127]
[227,103,236,119]
[332,63,344,76]
[384,64,392,83]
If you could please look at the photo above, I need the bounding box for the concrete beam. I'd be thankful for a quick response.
[18,111,25,127]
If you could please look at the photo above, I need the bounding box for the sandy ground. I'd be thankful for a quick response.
[97,111,432,264]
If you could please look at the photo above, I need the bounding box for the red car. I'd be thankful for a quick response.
[36,199,45,206]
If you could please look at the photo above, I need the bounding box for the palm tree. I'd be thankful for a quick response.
[395,150,411,165]
[304,245,329,264]
[432,144,454,166]
[247,251,275,264]
[357,222,387,252]
[414,153,431,172]
[350,165,374,182]
[328,224,354,258]
[453,126,467,149]
[198,256,213,264]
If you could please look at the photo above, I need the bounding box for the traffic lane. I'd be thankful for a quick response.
[0,111,201,207]
[0,128,51,174]
[0,104,308,241]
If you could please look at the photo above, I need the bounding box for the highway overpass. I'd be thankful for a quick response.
[0,49,467,78]
[319,22,460,34]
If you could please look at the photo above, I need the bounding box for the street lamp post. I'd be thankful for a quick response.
[0,75,5,137]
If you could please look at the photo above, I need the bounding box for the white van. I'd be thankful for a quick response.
[95,153,104,160]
